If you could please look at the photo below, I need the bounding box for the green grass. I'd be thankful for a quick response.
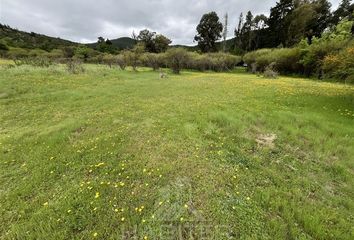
[0,59,14,65]
[0,64,353,239]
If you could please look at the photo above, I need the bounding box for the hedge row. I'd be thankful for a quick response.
[243,19,354,82]
[101,49,242,74]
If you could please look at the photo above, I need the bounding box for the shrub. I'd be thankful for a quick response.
[164,48,191,74]
[189,53,211,71]
[67,60,85,74]
[62,47,75,58]
[0,42,9,51]
[28,49,47,58]
[115,54,126,70]
[140,53,162,71]
[7,48,29,59]
[45,49,64,59]
[299,38,348,77]
[243,48,301,74]
[102,54,116,68]
[14,57,53,68]
[208,52,241,72]
[182,51,241,72]
[243,49,272,72]
[322,42,354,83]
[122,43,144,71]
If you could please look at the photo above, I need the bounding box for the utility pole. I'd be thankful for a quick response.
[223,13,228,52]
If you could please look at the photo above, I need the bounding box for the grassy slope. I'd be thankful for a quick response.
[0,64,353,239]
[0,25,77,50]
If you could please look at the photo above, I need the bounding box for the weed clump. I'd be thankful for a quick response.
[66,60,85,74]
[14,57,53,68]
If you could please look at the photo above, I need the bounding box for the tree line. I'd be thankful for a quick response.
[194,0,354,53]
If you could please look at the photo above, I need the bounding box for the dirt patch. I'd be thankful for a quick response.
[256,133,277,148]
[0,92,9,99]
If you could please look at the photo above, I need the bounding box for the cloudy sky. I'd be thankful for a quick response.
[0,0,341,45]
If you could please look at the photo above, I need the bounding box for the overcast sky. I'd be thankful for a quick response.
[0,0,341,45]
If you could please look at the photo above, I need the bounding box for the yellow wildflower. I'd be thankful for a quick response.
[95,192,100,198]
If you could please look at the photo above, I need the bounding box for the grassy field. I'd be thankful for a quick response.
[0,64,353,239]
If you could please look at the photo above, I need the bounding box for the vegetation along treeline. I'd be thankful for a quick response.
[0,0,353,82]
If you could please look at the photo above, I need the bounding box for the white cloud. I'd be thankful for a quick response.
[0,0,343,45]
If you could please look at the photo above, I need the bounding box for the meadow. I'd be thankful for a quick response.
[0,63,353,239]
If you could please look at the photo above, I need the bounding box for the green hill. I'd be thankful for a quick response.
[0,23,236,53]
[87,37,137,50]
[110,37,137,49]
[0,23,78,51]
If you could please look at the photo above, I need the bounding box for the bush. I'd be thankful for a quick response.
[140,53,162,71]
[102,54,116,68]
[208,52,241,72]
[299,38,348,77]
[243,49,272,72]
[164,50,240,73]
[45,49,64,59]
[164,48,191,74]
[243,48,301,74]
[0,42,9,51]
[28,49,47,58]
[14,57,53,68]
[7,48,29,59]
[188,53,211,71]
[67,60,85,74]
[323,42,354,83]
[115,54,126,70]
[122,43,144,71]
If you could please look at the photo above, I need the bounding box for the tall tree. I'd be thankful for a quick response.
[241,11,255,51]
[194,12,223,53]
[137,29,171,53]
[286,3,317,46]
[137,29,156,52]
[267,0,295,47]
[153,34,172,53]
[97,37,105,44]
[253,14,269,49]
[333,0,353,24]
[307,0,332,43]
[234,13,244,53]
[96,37,115,53]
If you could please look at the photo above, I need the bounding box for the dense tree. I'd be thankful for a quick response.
[234,13,244,53]
[0,41,9,57]
[62,46,75,58]
[333,0,353,24]
[137,29,156,52]
[75,45,92,62]
[0,42,9,51]
[137,29,171,53]
[153,34,172,53]
[253,14,268,49]
[285,0,332,45]
[308,0,332,42]
[96,37,116,53]
[194,12,223,53]
[286,3,317,46]
[267,0,295,47]
[242,11,256,51]
[97,37,105,44]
